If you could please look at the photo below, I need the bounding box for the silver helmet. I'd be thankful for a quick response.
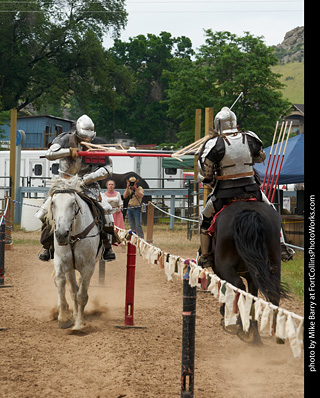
[214,107,238,134]
[75,115,96,142]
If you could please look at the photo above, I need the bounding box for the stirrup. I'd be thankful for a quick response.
[281,243,295,262]
[103,248,116,261]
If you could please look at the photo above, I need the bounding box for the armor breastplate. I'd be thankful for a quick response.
[217,133,254,180]
[59,157,83,177]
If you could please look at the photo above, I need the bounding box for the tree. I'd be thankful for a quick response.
[164,30,291,147]
[0,0,127,112]
[108,32,194,144]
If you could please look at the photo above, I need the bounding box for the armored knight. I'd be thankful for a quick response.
[197,106,294,267]
[35,115,118,262]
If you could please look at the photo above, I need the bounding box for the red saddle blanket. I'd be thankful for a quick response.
[207,198,257,235]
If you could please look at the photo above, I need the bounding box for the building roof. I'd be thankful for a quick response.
[17,114,75,123]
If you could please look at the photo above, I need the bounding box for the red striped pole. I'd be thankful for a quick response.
[266,122,287,199]
[261,121,278,192]
[125,236,137,326]
[263,122,285,195]
[270,121,292,203]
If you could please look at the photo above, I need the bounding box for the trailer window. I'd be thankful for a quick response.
[51,163,59,175]
[33,164,42,176]
[165,168,177,175]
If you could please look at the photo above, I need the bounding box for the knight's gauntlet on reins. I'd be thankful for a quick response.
[70,147,80,158]
[83,166,110,184]
[252,148,266,164]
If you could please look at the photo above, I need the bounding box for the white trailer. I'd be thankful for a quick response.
[0,149,59,188]
[111,152,183,189]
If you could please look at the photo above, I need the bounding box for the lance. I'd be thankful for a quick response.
[40,149,177,161]
[230,91,243,110]
[261,121,278,192]
[264,121,286,198]
[270,121,292,204]
[266,121,288,200]
[76,150,179,166]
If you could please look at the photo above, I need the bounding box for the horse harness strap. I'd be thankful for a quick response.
[69,219,99,268]
[69,219,98,246]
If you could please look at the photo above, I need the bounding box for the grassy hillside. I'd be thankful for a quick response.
[272,61,304,104]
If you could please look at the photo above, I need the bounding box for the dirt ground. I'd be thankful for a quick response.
[0,230,304,398]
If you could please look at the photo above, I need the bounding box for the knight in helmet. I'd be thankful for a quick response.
[35,114,118,262]
[197,106,294,268]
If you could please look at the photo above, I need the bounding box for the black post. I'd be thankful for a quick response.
[181,267,197,397]
[0,221,5,286]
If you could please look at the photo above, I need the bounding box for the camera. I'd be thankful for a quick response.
[129,181,135,187]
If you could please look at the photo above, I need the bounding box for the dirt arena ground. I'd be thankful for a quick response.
[1,229,304,398]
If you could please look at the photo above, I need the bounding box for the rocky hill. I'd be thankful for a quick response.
[273,26,304,64]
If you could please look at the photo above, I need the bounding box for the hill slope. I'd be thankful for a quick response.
[272,61,304,104]
[271,26,304,104]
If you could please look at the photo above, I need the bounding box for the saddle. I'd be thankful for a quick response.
[77,192,105,230]
[77,192,121,246]
[208,197,258,235]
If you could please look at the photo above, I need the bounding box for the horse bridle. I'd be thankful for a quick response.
[52,189,81,237]
[52,189,101,267]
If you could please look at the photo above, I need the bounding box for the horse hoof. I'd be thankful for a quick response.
[220,318,239,335]
[237,328,263,345]
[58,318,74,329]
[72,322,86,331]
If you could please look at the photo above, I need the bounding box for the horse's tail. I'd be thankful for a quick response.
[233,209,289,303]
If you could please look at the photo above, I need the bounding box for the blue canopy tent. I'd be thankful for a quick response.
[255,134,304,185]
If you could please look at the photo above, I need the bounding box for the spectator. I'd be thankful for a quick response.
[104,180,125,231]
[123,176,144,238]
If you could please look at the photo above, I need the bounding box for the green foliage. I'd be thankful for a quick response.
[0,0,127,112]
[164,30,291,147]
[281,251,304,299]
[271,62,304,104]
[0,12,296,148]
[107,32,194,144]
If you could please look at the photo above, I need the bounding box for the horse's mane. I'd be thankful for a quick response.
[48,176,83,197]
[46,176,82,230]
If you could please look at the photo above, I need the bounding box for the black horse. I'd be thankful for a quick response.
[212,200,290,344]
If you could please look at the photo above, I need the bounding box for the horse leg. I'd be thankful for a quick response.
[54,269,74,329]
[73,266,95,330]
[66,269,79,320]
[268,246,286,345]
[215,258,247,335]
[245,275,263,345]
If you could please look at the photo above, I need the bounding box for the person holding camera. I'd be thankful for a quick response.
[123,176,144,238]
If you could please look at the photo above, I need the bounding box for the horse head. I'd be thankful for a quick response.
[48,177,82,246]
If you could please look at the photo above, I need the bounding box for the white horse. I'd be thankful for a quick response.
[47,176,102,330]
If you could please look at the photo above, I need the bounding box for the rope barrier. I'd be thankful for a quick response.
[8,197,305,251]
[10,197,201,223]
[150,202,200,223]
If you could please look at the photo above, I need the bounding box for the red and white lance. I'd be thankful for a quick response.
[262,121,292,203]
[269,121,292,203]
